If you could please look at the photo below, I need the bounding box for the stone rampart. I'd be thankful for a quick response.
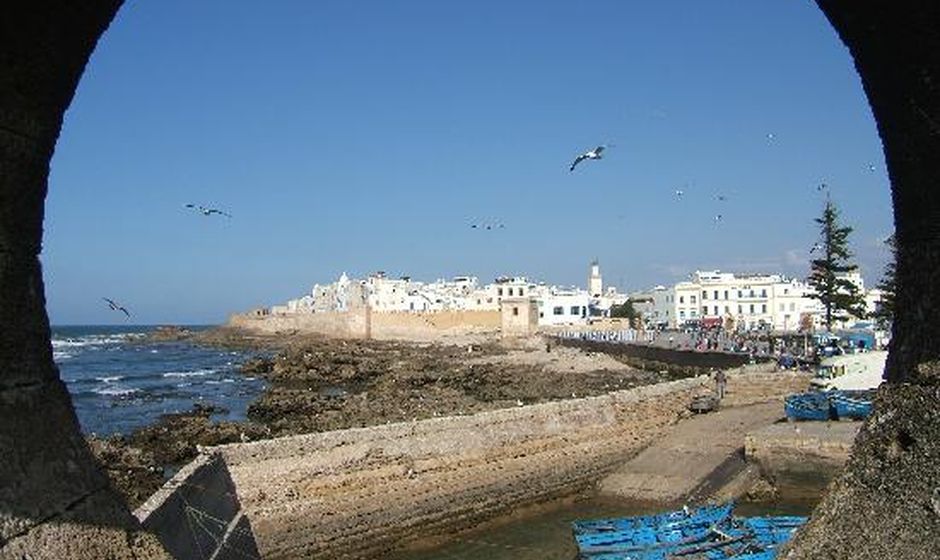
[228,309,500,341]
[228,309,370,339]
[370,309,500,340]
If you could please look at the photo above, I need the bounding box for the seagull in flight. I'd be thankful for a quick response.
[470,221,505,231]
[102,297,130,318]
[185,203,232,218]
[714,214,723,224]
[569,145,607,172]
[675,189,684,198]
[817,182,829,192]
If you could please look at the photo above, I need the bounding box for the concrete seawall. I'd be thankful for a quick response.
[138,367,810,559]
[210,377,708,559]
[134,454,261,560]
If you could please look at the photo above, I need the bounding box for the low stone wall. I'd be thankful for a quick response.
[211,378,709,559]
[557,338,772,370]
[136,369,810,560]
[745,421,860,500]
[134,454,260,560]
[721,368,813,407]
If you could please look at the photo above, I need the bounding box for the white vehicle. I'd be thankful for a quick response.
[810,350,887,391]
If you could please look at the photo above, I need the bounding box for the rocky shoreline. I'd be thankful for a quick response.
[90,327,682,509]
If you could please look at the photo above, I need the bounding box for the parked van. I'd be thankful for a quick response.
[810,350,887,391]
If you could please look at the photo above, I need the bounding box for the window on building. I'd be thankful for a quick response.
[497,288,503,296]
[571,306,580,315]
[691,310,698,317]
[749,289,755,297]
[790,303,796,311]
[724,305,730,313]
[762,304,767,314]
[680,296,685,304]
[779,304,785,312]
[691,295,697,304]
[553,306,563,315]
[519,288,524,296]
[680,310,686,319]
[749,304,755,314]
[714,306,719,315]
[784,289,789,295]
[738,305,743,314]
[702,290,708,300]
[723,290,728,300]
[539,312,544,318]
[512,307,519,316]
[713,290,719,300]
[508,288,513,296]
[761,289,767,297]
[738,290,742,298]
[702,306,708,315]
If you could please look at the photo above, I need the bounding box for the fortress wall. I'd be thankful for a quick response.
[228,309,500,341]
[369,309,500,340]
[227,309,369,339]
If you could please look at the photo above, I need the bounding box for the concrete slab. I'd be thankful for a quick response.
[598,402,785,503]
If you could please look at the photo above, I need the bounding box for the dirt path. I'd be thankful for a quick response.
[598,401,785,503]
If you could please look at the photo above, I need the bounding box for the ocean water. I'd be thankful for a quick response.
[52,325,265,436]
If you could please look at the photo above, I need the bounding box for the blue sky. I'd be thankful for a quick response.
[45,0,894,325]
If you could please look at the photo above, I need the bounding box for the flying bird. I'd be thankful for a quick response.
[675,189,684,198]
[102,297,130,318]
[817,183,829,192]
[715,194,727,202]
[185,203,232,218]
[714,214,723,224]
[470,221,505,231]
[569,145,607,172]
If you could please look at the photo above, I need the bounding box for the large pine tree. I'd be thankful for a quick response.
[808,196,867,331]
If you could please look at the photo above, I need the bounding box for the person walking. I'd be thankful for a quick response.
[714,369,727,400]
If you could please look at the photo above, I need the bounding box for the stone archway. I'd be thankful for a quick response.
[0,2,937,558]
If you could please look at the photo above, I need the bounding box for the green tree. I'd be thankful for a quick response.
[609,299,640,323]
[807,197,867,331]
[871,233,896,329]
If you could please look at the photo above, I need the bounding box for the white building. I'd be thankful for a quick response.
[536,287,590,326]
[647,269,878,332]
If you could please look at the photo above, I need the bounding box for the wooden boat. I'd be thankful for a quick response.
[572,503,806,560]
[573,502,734,535]
[829,390,874,420]
[784,392,833,421]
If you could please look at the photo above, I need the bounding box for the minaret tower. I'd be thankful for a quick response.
[589,259,603,298]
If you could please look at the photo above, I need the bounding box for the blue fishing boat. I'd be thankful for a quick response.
[829,390,874,420]
[572,503,806,560]
[784,392,833,421]
[573,502,734,535]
